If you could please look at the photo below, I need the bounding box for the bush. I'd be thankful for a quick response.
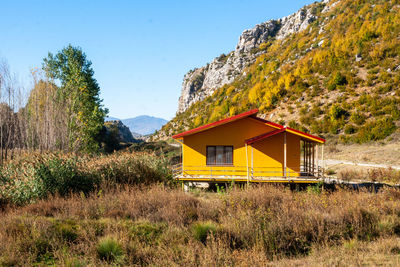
[97,237,124,263]
[288,120,300,129]
[129,221,166,244]
[344,124,358,134]
[0,152,172,207]
[53,219,79,243]
[34,157,97,197]
[330,104,349,121]
[350,112,366,125]
[192,222,217,243]
[327,72,347,91]
[96,153,172,186]
[354,117,396,143]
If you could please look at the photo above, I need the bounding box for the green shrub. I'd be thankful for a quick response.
[0,165,44,206]
[327,72,347,91]
[53,220,79,243]
[344,124,358,134]
[350,112,366,125]
[299,105,309,116]
[328,120,342,134]
[353,117,396,143]
[34,158,97,197]
[192,222,217,243]
[129,221,166,244]
[98,154,172,186]
[34,237,54,264]
[97,237,124,263]
[0,152,172,207]
[300,114,313,125]
[65,258,86,267]
[288,120,300,129]
[330,104,349,121]
[326,169,336,175]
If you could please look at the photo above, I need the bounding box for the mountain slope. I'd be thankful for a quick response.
[106,115,168,135]
[122,115,168,135]
[104,120,138,143]
[156,0,400,145]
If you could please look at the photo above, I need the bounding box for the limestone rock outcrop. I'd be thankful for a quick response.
[177,0,337,113]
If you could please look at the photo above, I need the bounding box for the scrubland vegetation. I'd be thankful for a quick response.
[0,151,172,207]
[1,146,399,266]
[161,0,400,144]
[338,167,400,184]
[2,0,400,265]
[2,181,400,266]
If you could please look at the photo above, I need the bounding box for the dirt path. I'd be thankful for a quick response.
[324,159,400,170]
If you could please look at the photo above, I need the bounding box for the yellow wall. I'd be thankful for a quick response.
[181,117,301,178]
[251,133,300,177]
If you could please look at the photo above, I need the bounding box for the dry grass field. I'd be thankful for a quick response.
[325,132,400,167]
[1,185,400,266]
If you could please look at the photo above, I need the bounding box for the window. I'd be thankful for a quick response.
[206,146,233,165]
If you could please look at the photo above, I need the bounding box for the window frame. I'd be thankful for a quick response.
[206,145,234,166]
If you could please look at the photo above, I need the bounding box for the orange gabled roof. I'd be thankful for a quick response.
[249,116,284,130]
[286,127,326,143]
[245,128,286,145]
[172,109,259,139]
[172,108,326,144]
[245,127,326,144]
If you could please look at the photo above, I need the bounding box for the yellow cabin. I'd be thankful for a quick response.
[172,109,326,184]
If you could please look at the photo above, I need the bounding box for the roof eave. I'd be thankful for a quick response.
[172,109,259,139]
[286,127,326,143]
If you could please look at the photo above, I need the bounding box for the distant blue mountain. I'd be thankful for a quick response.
[105,115,168,135]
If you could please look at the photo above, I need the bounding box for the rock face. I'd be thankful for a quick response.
[104,120,137,143]
[177,0,332,113]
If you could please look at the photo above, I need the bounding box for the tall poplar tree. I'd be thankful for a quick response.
[43,45,108,152]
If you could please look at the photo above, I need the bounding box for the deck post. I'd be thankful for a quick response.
[312,143,315,177]
[310,142,312,175]
[307,142,310,178]
[322,144,325,178]
[245,143,249,185]
[181,143,184,176]
[251,145,254,180]
[284,131,287,178]
[316,144,319,178]
[306,141,309,174]
[304,142,306,175]
[304,141,307,174]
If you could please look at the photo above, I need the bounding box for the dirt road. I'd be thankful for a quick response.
[324,159,400,170]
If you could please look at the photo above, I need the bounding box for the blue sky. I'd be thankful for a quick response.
[0,0,314,120]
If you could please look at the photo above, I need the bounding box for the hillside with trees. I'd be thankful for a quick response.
[157,0,400,146]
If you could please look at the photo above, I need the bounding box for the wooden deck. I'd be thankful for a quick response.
[172,164,324,184]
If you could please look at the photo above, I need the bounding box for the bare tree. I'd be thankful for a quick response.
[0,59,26,163]
[25,69,71,151]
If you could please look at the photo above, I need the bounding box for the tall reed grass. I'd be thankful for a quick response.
[0,151,172,207]
[1,185,400,265]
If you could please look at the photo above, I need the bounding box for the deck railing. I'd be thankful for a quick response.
[172,164,324,181]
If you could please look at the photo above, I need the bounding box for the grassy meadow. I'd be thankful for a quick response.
[1,151,400,266]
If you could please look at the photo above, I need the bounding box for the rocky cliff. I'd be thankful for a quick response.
[177,0,330,113]
[104,120,138,143]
